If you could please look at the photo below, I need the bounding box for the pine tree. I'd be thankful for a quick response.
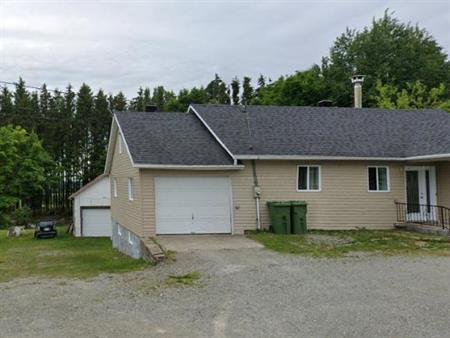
[143,87,152,110]
[231,77,240,105]
[13,78,32,129]
[206,74,230,104]
[75,84,94,184]
[152,86,166,110]
[242,76,254,105]
[90,89,111,180]
[0,87,14,125]
[111,91,127,111]
[63,85,78,208]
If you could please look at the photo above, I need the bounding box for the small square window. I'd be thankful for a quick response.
[297,166,321,191]
[368,166,390,192]
[128,178,134,201]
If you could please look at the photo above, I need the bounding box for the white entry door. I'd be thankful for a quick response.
[82,208,112,237]
[155,177,232,234]
[405,166,437,221]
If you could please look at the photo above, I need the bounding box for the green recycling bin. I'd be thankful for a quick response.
[267,201,292,234]
[291,201,307,234]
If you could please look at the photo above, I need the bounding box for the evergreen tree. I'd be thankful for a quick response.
[13,78,32,129]
[231,77,240,105]
[242,76,254,105]
[0,87,14,125]
[90,89,111,180]
[143,87,152,109]
[206,74,230,104]
[152,86,166,110]
[111,92,127,111]
[75,84,94,184]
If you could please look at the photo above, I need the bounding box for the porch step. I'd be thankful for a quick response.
[141,238,166,263]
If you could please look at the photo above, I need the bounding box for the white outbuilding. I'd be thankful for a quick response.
[69,174,111,237]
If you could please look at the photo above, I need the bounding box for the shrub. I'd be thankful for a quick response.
[11,206,33,226]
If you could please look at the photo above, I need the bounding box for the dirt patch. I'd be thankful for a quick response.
[305,234,354,246]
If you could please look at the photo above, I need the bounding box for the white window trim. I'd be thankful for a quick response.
[113,178,118,198]
[297,165,322,192]
[118,133,123,154]
[128,177,134,201]
[128,232,133,245]
[368,166,390,192]
[117,225,122,236]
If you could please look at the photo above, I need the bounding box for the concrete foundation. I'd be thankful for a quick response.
[111,221,143,259]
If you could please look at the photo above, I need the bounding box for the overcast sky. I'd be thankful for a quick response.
[0,0,449,97]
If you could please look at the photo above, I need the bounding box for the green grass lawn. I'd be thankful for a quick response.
[248,229,450,258]
[0,226,150,283]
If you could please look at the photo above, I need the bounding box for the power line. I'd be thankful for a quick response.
[0,80,69,94]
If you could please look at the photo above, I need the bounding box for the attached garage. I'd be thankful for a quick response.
[70,174,112,237]
[155,176,233,234]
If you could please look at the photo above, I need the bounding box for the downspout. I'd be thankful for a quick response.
[252,160,261,230]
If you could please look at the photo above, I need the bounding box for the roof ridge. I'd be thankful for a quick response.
[191,103,446,113]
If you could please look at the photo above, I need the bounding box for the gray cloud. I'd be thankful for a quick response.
[0,0,448,97]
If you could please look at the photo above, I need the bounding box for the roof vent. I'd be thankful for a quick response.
[145,105,158,112]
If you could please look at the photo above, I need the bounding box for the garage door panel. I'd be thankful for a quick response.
[155,177,232,234]
[82,208,112,237]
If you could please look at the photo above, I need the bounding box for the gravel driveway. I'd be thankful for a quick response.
[1,245,450,338]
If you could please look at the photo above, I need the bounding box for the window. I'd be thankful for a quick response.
[128,232,133,245]
[368,166,389,192]
[118,134,123,154]
[113,178,118,197]
[128,178,134,201]
[117,225,122,236]
[297,165,321,191]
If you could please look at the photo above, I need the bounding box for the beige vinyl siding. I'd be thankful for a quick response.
[110,131,143,236]
[437,162,450,207]
[140,162,256,237]
[139,160,406,236]
[255,161,405,230]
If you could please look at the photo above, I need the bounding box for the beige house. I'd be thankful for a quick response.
[104,104,450,258]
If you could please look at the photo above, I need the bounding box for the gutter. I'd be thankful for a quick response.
[134,164,245,170]
[235,154,450,161]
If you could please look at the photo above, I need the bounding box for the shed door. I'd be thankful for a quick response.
[82,208,112,237]
[155,177,232,234]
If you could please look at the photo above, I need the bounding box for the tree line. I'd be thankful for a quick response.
[0,11,449,221]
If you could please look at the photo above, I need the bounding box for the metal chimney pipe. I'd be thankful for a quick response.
[351,75,364,108]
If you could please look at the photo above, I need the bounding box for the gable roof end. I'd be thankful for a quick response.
[112,111,238,168]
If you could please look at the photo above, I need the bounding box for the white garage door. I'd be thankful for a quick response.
[82,208,112,237]
[155,177,232,234]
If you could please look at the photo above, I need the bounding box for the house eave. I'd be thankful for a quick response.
[135,164,245,170]
[235,155,407,161]
[235,153,450,161]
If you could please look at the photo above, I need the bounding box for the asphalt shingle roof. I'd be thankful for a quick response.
[191,104,450,158]
[115,111,233,165]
